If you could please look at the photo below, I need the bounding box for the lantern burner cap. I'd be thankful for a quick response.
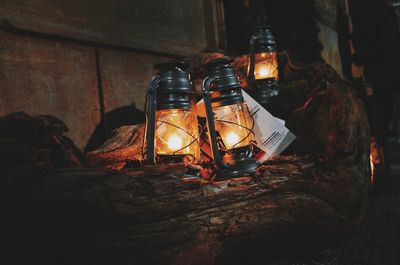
[202,56,244,107]
[202,57,234,69]
[255,14,269,30]
[154,60,189,71]
[256,24,272,31]
[152,59,194,111]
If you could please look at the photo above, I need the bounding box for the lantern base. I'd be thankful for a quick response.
[157,154,191,164]
[252,78,279,107]
[215,146,259,180]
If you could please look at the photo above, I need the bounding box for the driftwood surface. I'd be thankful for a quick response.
[3,53,370,265]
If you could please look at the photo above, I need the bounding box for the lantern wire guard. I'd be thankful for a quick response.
[142,61,200,164]
[202,57,259,179]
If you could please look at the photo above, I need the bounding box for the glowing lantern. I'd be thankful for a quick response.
[251,51,278,80]
[202,57,259,179]
[248,23,279,107]
[143,61,199,164]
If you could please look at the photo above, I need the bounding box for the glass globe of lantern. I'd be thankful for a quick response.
[212,103,254,150]
[154,108,198,156]
[143,61,200,164]
[251,51,278,81]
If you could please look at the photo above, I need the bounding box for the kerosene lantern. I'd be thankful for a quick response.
[202,57,259,179]
[143,61,199,164]
[247,22,279,107]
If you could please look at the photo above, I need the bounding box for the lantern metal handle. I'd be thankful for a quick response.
[143,75,161,165]
[202,76,230,171]
[248,35,258,87]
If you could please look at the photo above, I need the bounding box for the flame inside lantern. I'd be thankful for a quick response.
[213,103,254,150]
[155,109,199,157]
[248,52,279,80]
[369,137,384,187]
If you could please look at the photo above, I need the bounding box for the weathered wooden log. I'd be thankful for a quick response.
[87,124,144,169]
[3,53,370,265]
[0,112,84,171]
[8,156,368,265]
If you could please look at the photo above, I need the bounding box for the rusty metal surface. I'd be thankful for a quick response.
[0,30,100,149]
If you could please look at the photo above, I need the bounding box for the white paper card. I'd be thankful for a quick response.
[242,90,296,163]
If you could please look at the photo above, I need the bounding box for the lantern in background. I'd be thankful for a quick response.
[143,61,199,164]
[202,57,259,179]
[247,23,279,107]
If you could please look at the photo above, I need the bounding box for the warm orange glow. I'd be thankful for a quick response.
[155,108,199,159]
[369,137,383,186]
[370,153,375,186]
[257,66,271,78]
[167,134,183,151]
[213,103,254,150]
[225,132,240,148]
[249,52,279,80]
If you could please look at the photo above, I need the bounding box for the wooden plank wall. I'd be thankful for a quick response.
[0,0,214,150]
[0,0,209,55]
